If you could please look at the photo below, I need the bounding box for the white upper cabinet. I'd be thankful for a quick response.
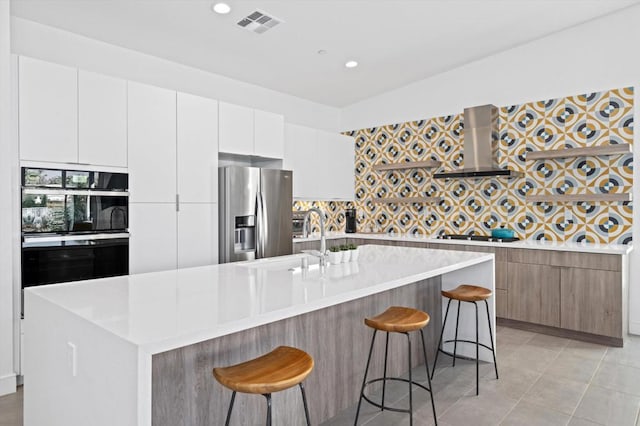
[78,70,128,167]
[19,56,78,163]
[284,124,355,200]
[254,109,284,159]
[177,92,219,203]
[219,102,284,158]
[127,81,177,203]
[285,123,318,199]
[218,102,254,156]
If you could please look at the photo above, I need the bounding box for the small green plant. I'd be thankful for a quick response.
[339,244,349,251]
[329,246,341,253]
[348,244,358,250]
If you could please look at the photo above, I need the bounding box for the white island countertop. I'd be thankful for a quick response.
[26,244,493,355]
[293,232,633,255]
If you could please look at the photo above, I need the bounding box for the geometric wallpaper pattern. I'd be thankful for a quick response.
[294,87,633,244]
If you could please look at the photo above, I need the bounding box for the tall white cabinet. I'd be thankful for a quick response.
[176,92,219,269]
[128,85,219,274]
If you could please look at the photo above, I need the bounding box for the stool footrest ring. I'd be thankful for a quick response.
[442,338,494,353]
[361,377,433,414]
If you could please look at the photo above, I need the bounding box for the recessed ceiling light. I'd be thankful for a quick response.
[345,60,358,69]
[212,2,231,14]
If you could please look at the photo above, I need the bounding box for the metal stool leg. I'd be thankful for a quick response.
[381,332,389,411]
[452,300,461,367]
[405,332,413,426]
[431,298,452,379]
[420,330,438,426]
[263,393,272,426]
[474,301,479,396]
[354,329,378,425]
[485,300,499,379]
[299,383,311,426]
[224,391,236,426]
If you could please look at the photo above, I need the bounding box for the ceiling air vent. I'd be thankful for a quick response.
[236,10,283,34]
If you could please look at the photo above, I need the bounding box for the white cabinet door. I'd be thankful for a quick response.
[18,56,78,163]
[177,92,218,203]
[177,203,218,268]
[316,130,335,199]
[129,203,177,274]
[254,109,284,159]
[128,82,177,203]
[284,124,318,199]
[78,70,127,167]
[218,102,254,155]
[334,133,355,200]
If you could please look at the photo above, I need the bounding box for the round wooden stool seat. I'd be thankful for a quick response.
[442,284,492,302]
[364,306,430,333]
[213,346,313,395]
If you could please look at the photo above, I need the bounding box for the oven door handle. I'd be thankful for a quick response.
[23,232,130,243]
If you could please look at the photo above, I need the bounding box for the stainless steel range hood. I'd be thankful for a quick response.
[433,104,522,179]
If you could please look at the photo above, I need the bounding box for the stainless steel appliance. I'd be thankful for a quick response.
[433,105,522,179]
[219,166,293,263]
[292,210,309,238]
[20,167,129,315]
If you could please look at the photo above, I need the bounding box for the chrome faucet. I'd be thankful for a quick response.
[302,208,327,266]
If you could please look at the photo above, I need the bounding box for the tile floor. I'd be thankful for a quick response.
[1,327,640,425]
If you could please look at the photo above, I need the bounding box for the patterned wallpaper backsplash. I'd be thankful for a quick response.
[294,87,634,244]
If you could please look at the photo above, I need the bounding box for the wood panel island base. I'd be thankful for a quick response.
[24,245,495,426]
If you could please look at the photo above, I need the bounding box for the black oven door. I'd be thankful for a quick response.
[21,234,129,316]
[66,193,128,232]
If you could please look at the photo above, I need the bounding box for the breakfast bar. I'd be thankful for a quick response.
[24,245,494,425]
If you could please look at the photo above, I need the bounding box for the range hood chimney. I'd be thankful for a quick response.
[433,104,522,179]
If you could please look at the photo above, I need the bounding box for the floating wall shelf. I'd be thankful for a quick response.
[526,143,631,161]
[525,193,631,203]
[372,196,443,204]
[372,160,442,172]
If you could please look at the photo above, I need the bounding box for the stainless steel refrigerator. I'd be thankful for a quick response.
[219,166,293,263]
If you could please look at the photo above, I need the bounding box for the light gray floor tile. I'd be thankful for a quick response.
[543,353,601,383]
[500,344,561,373]
[526,333,571,351]
[567,417,603,426]
[592,362,640,397]
[573,384,640,426]
[522,374,588,415]
[500,400,571,426]
[0,387,22,426]
[562,340,608,362]
[466,365,541,400]
[603,338,640,369]
[440,389,518,426]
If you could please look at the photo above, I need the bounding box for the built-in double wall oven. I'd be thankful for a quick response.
[21,167,129,315]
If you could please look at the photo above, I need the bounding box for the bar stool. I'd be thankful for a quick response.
[431,285,498,395]
[212,346,314,426]
[354,306,437,426]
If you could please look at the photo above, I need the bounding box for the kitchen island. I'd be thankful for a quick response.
[24,245,494,426]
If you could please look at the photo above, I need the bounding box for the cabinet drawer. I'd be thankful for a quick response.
[508,249,620,271]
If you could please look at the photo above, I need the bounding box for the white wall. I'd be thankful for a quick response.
[0,0,16,396]
[10,17,341,132]
[341,4,640,335]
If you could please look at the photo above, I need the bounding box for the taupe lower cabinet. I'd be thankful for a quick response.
[294,238,625,344]
[507,263,560,327]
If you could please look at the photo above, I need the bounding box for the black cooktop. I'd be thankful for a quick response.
[437,234,520,243]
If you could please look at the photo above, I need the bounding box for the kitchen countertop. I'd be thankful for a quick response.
[26,244,494,355]
[293,232,633,255]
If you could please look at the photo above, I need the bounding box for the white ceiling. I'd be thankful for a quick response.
[10,0,640,107]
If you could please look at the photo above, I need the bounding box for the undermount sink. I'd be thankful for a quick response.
[238,254,320,272]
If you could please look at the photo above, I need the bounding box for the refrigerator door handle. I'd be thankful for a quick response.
[256,193,262,258]
[260,191,268,256]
